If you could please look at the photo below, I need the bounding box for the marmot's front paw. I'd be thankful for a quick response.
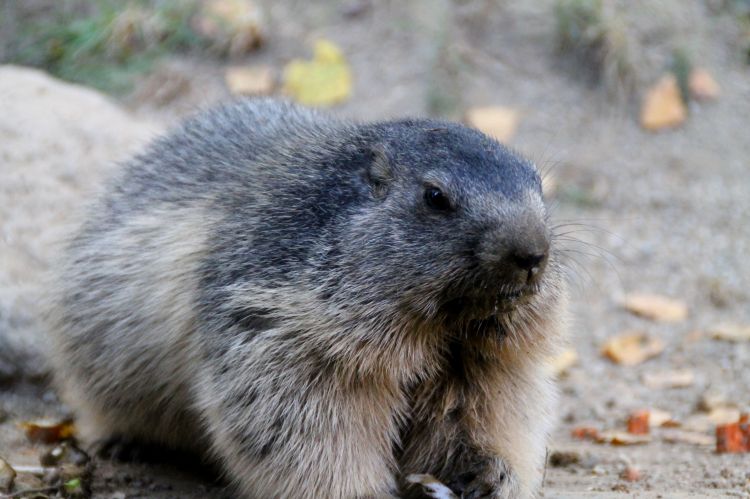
[446,458,517,499]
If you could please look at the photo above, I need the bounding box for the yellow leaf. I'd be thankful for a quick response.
[283,40,352,106]
[640,74,687,131]
[601,330,665,366]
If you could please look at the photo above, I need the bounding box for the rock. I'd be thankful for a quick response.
[549,450,581,467]
[0,66,160,376]
[0,457,16,492]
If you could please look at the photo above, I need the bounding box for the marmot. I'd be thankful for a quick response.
[50,99,567,499]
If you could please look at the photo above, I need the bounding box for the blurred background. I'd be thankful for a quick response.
[1,0,749,497]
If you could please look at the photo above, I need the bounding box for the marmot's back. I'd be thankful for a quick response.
[51,99,566,499]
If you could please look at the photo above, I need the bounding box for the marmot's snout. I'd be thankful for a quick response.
[478,207,550,293]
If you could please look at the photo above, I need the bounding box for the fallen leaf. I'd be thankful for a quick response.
[602,331,665,366]
[283,39,352,106]
[627,410,650,435]
[708,407,742,425]
[20,419,76,444]
[464,107,520,143]
[642,369,695,389]
[688,68,720,101]
[597,430,651,446]
[225,66,275,95]
[406,474,458,499]
[571,427,600,441]
[649,408,678,427]
[710,323,750,343]
[548,348,578,376]
[620,466,641,482]
[662,429,714,446]
[622,293,688,322]
[716,415,750,453]
[194,0,264,56]
[640,74,687,131]
[0,457,15,492]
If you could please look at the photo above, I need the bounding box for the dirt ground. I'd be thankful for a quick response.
[1,1,749,497]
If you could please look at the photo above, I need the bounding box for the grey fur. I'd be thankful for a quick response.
[49,99,567,498]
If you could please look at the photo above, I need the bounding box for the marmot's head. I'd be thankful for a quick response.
[317,120,562,338]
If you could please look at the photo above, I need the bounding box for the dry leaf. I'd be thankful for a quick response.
[627,410,650,435]
[194,0,264,56]
[571,427,600,441]
[406,474,458,499]
[548,348,578,376]
[465,107,520,143]
[649,408,679,427]
[710,323,750,343]
[716,415,750,453]
[597,430,651,446]
[622,293,688,322]
[0,457,15,492]
[640,75,687,131]
[661,429,714,446]
[283,40,352,106]
[688,68,720,101]
[602,331,665,366]
[642,369,695,389]
[225,66,275,95]
[20,419,76,444]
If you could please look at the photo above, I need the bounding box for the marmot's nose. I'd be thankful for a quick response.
[509,247,548,284]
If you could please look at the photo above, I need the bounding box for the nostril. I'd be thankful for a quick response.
[511,252,547,272]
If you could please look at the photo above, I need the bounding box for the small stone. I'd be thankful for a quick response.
[621,466,641,482]
[549,450,581,467]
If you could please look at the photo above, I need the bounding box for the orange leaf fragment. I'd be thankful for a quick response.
[627,410,650,435]
[640,75,687,131]
[20,419,76,444]
[622,293,688,322]
[598,430,651,446]
[571,427,600,441]
[602,331,665,366]
[688,68,720,101]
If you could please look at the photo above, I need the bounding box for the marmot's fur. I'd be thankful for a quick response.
[50,99,567,498]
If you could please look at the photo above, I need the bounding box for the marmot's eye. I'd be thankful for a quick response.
[424,187,451,211]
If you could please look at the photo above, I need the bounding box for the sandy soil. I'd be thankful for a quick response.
[1,1,749,497]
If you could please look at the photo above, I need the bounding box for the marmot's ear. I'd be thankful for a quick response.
[364,144,393,199]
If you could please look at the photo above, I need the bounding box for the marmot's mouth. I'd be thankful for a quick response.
[441,286,535,323]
